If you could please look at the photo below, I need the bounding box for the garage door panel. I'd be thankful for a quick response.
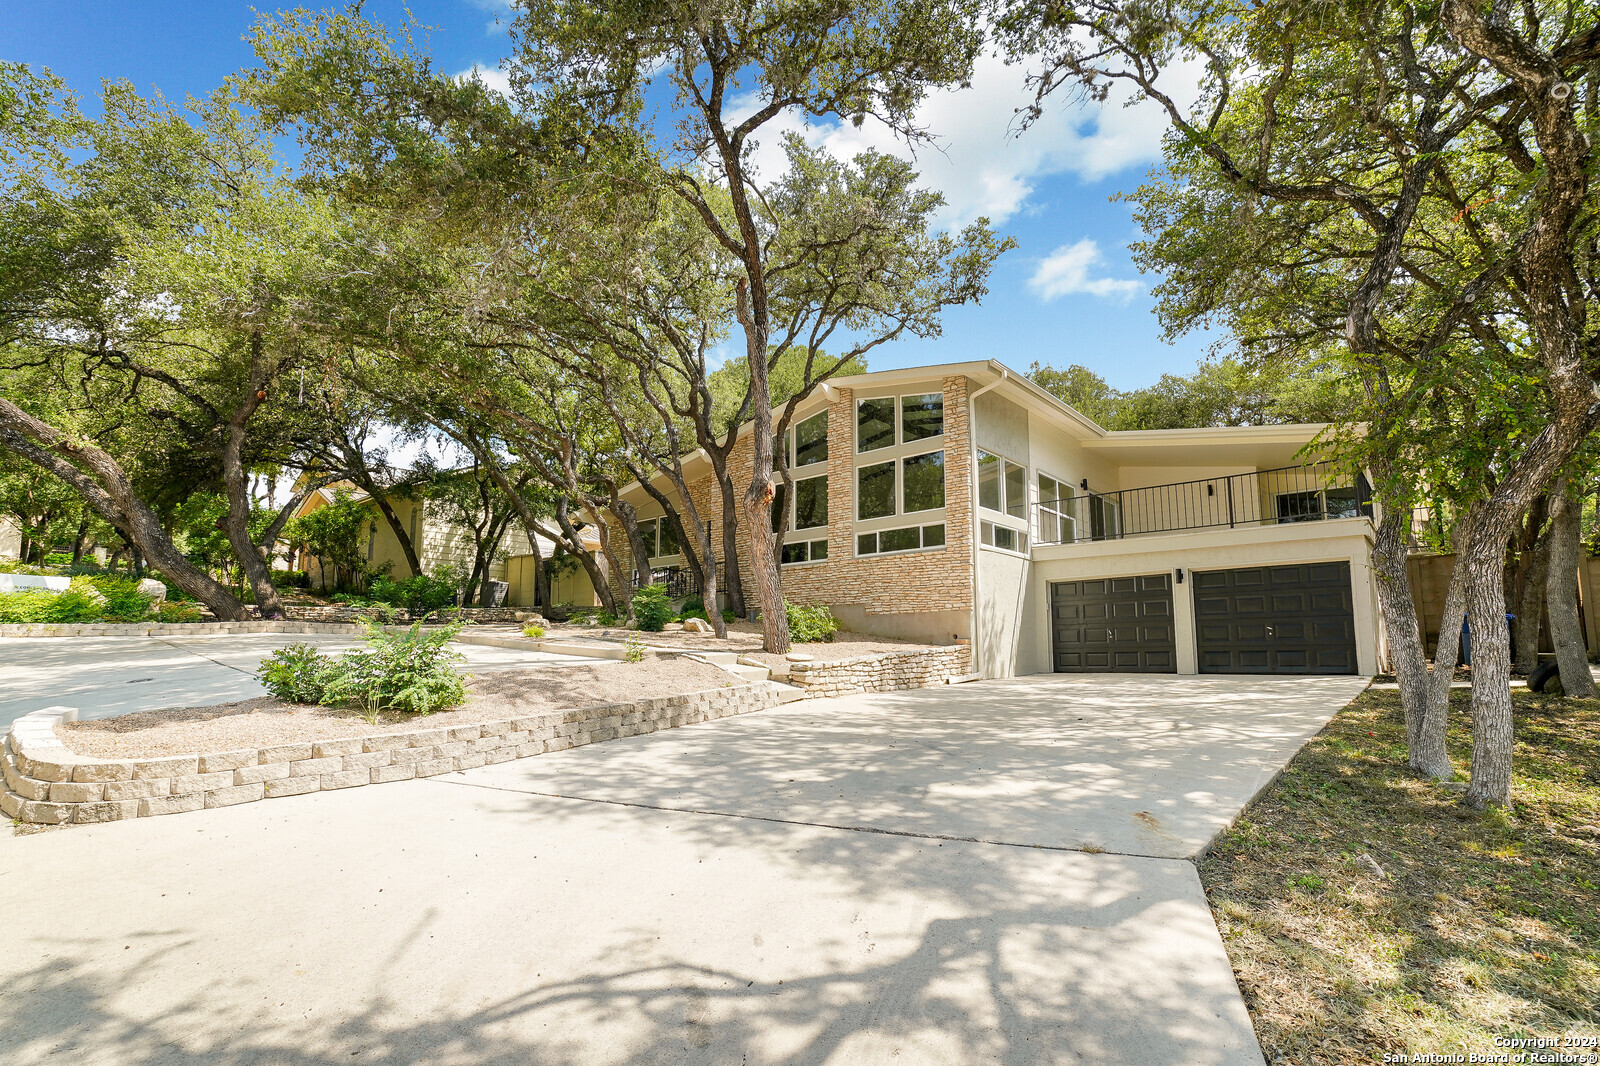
[1193,562,1358,675]
[1052,574,1176,674]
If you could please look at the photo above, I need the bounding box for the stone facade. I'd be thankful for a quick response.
[788,645,973,698]
[1,684,786,826]
[616,375,976,635]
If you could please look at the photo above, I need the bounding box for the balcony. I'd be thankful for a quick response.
[1034,462,1372,547]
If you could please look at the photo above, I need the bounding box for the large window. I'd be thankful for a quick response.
[977,450,1026,514]
[781,539,829,565]
[1037,473,1076,544]
[792,411,828,468]
[639,516,679,559]
[857,392,944,452]
[857,451,945,519]
[857,461,897,519]
[902,451,945,512]
[1276,487,1359,523]
[857,523,945,556]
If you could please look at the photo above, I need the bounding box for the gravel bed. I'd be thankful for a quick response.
[57,660,743,760]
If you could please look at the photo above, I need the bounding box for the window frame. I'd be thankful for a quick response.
[1036,471,1076,545]
[855,522,946,558]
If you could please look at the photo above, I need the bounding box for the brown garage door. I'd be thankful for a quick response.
[1051,574,1176,673]
[1193,562,1358,674]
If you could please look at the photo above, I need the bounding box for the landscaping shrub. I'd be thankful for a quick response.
[522,623,545,638]
[257,642,335,703]
[255,616,469,720]
[594,609,617,626]
[156,601,202,623]
[368,571,459,613]
[632,583,672,632]
[0,587,111,623]
[78,575,157,622]
[785,600,838,642]
[269,569,310,589]
[679,596,705,616]
[320,615,468,719]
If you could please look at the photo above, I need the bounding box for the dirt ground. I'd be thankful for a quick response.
[58,659,743,759]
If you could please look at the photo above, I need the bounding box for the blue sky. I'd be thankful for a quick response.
[7,0,1218,390]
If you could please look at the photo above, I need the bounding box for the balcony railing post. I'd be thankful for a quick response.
[1227,476,1236,529]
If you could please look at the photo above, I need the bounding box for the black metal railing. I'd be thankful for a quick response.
[629,565,702,598]
[1033,462,1371,546]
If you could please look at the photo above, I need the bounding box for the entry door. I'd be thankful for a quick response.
[1051,574,1176,673]
[1192,562,1358,674]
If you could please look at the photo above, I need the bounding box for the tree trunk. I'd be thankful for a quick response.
[1511,497,1551,674]
[1370,502,1451,777]
[706,455,747,617]
[609,494,654,591]
[553,498,616,616]
[1546,479,1596,697]
[0,400,249,619]
[69,514,90,566]
[219,352,286,619]
[733,279,791,653]
[1463,531,1517,808]
[369,491,422,578]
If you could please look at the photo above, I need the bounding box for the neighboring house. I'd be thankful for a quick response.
[287,482,606,607]
[612,359,1384,679]
[288,484,534,597]
[0,517,20,561]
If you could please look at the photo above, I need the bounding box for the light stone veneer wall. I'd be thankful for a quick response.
[615,375,976,642]
[1,684,785,826]
[788,645,973,698]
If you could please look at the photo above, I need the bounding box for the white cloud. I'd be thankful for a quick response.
[735,50,1206,230]
[1027,239,1141,302]
[457,63,512,99]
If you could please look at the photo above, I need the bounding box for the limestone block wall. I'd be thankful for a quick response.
[788,645,973,698]
[1,684,786,826]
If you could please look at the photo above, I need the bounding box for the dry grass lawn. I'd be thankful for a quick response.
[1201,687,1600,1064]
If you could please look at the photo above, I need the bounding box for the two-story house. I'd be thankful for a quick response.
[614,359,1383,679]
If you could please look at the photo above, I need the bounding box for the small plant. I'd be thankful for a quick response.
[156,601,202,623]
[257,643,335,704]
[632,583,673,632]
[624,635,648,662]
[722,608,736,624]
[785,600,838,643]
[679,595,705,616]
[522,623,545,638]
[594,609,617,627]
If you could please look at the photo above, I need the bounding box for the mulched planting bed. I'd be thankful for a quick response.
[1201,687,1600,1064]
[57,659,745,759]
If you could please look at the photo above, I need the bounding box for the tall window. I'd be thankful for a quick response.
[639,517,679,559]
[1037,474,1075,544]
[977,450,1026,514]
[857,392,944,452]
[857,452,945,519]
[793,411,828,467]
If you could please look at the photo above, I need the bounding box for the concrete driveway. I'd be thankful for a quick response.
[0,633,594,730]
[1,674,1368,1066]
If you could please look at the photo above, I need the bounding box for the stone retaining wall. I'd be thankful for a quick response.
[788,646,973,698]
[2,683,783,826]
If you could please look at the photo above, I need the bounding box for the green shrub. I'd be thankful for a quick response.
[785,600,838,643]
[522,623,545,638]
[319,616,468,720]
[156,601,202,623]
[269,569,310,589]
[44,553,72,566]
[624,635,648,662]
[256,643,335,703]
[256,617,470,721]
[369,571,459,612]
[594,609,617,626]
[78,576,156,622]
[0,588,105,623]
[722,608,736,624]
[632,583,672,632]
[679,596,705,616]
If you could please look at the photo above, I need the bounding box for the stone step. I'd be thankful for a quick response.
[691,651,741,666]
[771,682,805,703]
[725,663,770,682]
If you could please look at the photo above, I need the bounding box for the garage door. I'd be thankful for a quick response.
[1051,574,1176,673]
[1193,562,1357,674]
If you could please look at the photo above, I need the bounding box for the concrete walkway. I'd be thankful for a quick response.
[0,633,595,730]
[0,674,1368,1065]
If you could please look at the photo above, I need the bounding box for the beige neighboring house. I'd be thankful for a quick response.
[0,517,20,561]
[611,358,1386,679]
[287,483,606,607]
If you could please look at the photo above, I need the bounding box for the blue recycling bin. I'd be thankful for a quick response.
[1459,613,1516,666]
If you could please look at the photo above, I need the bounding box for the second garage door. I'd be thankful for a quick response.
[1193,562,1358,674]
[1051,574,1176,673]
